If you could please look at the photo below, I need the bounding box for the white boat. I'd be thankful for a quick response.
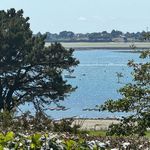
[48,107,69,111]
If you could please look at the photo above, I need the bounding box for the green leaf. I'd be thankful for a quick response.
[0,145,3,150]
[31,133,42,148]
[0,133,5,146]
[30,143,36,149]
[5,131,14,142]
[64,140,76,150]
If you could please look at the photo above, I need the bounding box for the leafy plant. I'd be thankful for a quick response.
[100,50,150,136]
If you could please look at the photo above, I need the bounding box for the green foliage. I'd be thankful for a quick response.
[0,110,14,130]
[0,111,53,132]
[0,131,14,149]
[0,110,81,136]
[5,131,14,142]
[0,8,79,112]
[63,139,90,150]
[30,133,42,149]
[100,50,150,136]
[0,131,149,149]
[86,130,106,137]
[64,139,76,150]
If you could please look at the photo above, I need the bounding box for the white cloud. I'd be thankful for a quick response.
[78,16,87,21]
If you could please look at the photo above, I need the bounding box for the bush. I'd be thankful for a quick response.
[0,131,149,149]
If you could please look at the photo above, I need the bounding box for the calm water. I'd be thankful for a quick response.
[22,49,146,119]
[46,49,147,119]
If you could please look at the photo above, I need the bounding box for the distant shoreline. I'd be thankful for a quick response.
[45,42,150,50]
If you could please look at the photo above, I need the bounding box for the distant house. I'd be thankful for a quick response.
[112,37,126,42]
[126,37,136,42]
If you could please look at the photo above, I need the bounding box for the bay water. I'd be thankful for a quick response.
[47,49,146,119]
[21,49,147,119]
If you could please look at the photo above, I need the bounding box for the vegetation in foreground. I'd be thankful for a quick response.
[86,130,150,139]
[0,110,150,149]
[0,130,150,149]
[1,110,149,150]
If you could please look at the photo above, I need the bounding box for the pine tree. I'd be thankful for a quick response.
[0,9,79,112]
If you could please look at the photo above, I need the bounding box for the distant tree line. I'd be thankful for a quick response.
[35,30,150,42]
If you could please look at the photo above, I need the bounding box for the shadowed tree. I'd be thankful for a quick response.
[0,9,79,112]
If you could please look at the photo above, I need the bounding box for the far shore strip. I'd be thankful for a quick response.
[45,42,150,50]
[72,119,120,130]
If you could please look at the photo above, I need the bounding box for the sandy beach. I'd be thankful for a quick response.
[45,42,150,50]
[72,119,120,130]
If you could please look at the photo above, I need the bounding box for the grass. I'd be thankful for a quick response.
[79,130,150,138]
[145,131,150,138]
[78,130,106,137]
[87,130,106,136]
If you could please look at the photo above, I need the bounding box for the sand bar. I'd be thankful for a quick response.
[72,119,120,130]
[46,42,150,50]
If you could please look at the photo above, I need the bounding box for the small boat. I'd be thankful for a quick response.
[48,107,69,111]
[64,74,76,78]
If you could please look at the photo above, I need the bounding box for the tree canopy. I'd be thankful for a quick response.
[0,9,79,112]
[99,50,150,136]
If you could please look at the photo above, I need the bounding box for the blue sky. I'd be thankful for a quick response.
[1,0,150,33]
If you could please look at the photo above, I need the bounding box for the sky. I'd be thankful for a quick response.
[1,0,150,34]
